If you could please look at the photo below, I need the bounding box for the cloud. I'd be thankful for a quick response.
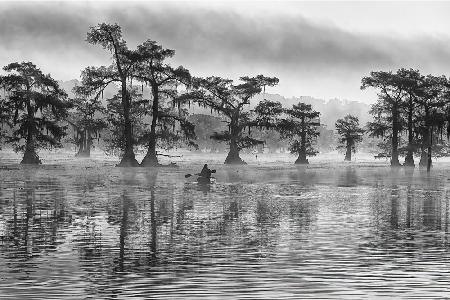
[102,3,450,73]
[1,2,450,102]
[104,4,394,70]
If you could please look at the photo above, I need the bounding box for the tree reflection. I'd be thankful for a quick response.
[196,181,211,194]
[145,171,158,261]
[422,188,442,230]
[288,166,317,185]
[364,171,450,262]
[69,168,150,299]
[115,168,138,273]
[445,190,449,234]
[390,186,399,229]
[0,165,324,297]
[116,193,130,273]
[175,184,194,233]
[406,186,413,228]
[0,168,67,274]
[224,185,240,221]
[337,166,359,187]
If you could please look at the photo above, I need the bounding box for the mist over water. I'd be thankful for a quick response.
[1,152,450,299]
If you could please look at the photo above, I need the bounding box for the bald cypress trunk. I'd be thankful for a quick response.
[427,125,433,172]
[76,129,92,157]
[117,79,139,167]
[21,88,40,165]
[224,115,246,165]
[85,128,92,157]
[141,84,160,167]
[22,123,40,164]
[391,104,401,167]
[224,134,246,164]
[419,145,428,167]
[404,96,415,166]
[419,109,432,169]
[75,131,85,157]
[295,116,308,164]
[295,154,308,164]
[21,131,40,164]
[344,140,352,161]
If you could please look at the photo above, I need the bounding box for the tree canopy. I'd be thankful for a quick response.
[80,23,142,166]
[68,94,107,157]
[180,75,281,164]
[134,40,196,166]
[362,69,450,170]
[335,114,365,161]
[279,102,321,164]
[361,70,408,166]
[0,93,12,150]
[0,62,69,164]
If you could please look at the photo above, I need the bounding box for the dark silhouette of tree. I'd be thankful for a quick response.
[134,40,196,167]
[364,69,450,170]
[335,114,365,161]
[366,108,393,157]
[67,95,107,157]
[280,102,320,164]
[80,23,141,167]
[397,68,422,166]
[0,62,68,164]
[412,74,450,171]
[180,75,281,164]
[0,93,13,150]
[361,71,408,166]
[103,89,147,156]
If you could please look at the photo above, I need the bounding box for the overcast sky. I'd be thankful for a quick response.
[1,1,450,104]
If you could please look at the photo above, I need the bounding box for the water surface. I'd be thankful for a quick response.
[0,161,449,299]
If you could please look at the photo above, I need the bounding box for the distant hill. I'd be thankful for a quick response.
[285,95,371,129]
[186,93,372,129]
[59,80,372,129]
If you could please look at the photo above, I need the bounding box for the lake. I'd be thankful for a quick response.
[1,154,450,299]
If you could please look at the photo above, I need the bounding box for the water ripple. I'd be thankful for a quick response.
[0,164,450,298]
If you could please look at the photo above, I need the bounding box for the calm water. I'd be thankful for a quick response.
[1,161,450,299]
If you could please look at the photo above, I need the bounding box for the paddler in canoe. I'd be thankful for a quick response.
[197,164,216,184]
[184,164,216,183]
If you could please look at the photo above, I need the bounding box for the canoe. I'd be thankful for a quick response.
[197,176,216,184]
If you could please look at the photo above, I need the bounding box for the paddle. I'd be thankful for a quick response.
[185,173,199,178]
[185,170,216,178]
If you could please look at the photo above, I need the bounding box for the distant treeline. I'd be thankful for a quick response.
[0,23,449,170]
